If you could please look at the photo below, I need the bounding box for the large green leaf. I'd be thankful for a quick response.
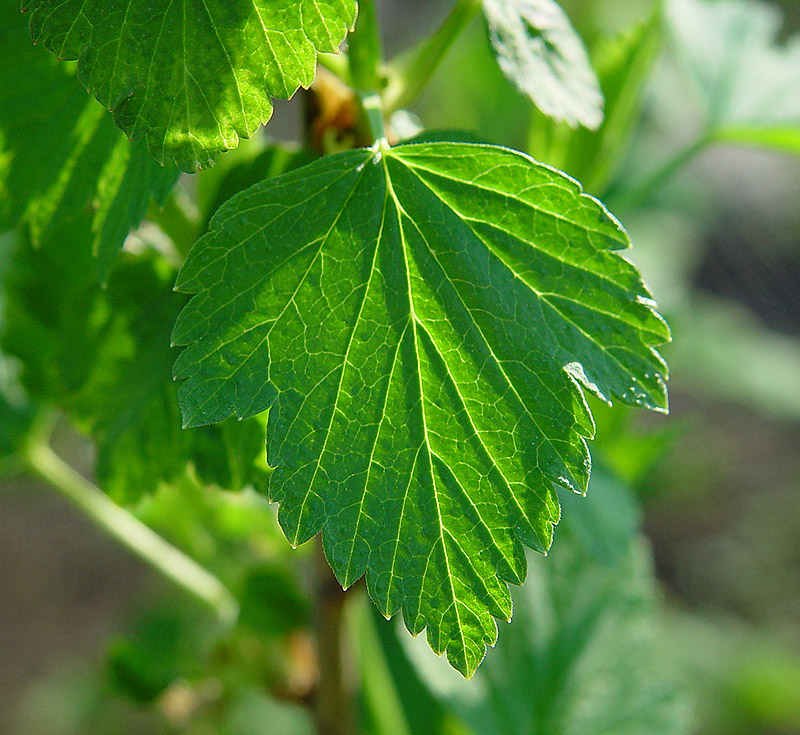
[667,0,800,155]
[1,222,267,503]
[21,0,356,172]
[402,532,689,735]
[356,466,644,735]
[0,0,178,280]
[482,0,604,129]
[173,140,669,675]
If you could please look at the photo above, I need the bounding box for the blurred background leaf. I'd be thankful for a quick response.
[3,0,800,734]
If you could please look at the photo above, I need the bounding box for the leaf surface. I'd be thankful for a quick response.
[0,0,178,279]
[482,0,604,129]
[21,0,356,171]
[402,532,689,735]
[173,141,669,675]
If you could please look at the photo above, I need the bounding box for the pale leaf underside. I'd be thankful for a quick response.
[173,142,668,675]
[483,0,604,129]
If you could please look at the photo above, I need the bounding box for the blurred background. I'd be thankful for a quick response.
[2,0,800,733]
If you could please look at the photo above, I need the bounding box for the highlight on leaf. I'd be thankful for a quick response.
[172,141,669,676]
[482,0,604,129]
[0,0,178,280]
[21,0,357,172]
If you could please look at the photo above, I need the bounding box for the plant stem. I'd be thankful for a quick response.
[613,134,710,211]
[359,91,388,144]
[348,0,383,91]
[384,0,482,113]
[23,436,238,626]
[318,51,352,85]
[311,540,356,735]
[345,0,388,146]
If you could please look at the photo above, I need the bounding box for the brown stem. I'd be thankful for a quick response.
[311,539,356,735]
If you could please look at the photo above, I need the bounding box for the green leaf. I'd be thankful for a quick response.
[0,371,33,460]
[238,562,310,637]
[557,464,640,565]
[21,0,356,172]
[0,235,35,460]
[107,610,188,703]
[1,223,266,502]
[0,0,178,280]
[534,9,664,194]
[198,142,318,231]
[482,0,604,129]
[402,533,690,735]
[173,140,669,676]
[667,0,800,154]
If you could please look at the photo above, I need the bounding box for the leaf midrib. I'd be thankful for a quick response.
[297,165,391,549]
[383,154,469,665]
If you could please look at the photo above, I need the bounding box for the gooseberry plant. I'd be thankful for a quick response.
[0,0,692,731]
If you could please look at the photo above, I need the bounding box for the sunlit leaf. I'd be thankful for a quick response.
[173,141,668,675]
[1,223,266,502]
[0,0,178,280]
[21,0,356,171]
[403,533,690,735]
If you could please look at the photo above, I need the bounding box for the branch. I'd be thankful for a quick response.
[311,540,356,735]
[23,435,238,626]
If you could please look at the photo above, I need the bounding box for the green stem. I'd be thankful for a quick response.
[384,0,481,113]
[311,540,356,735]
[613,134,710,211]
[359,91,388,144]
[318,51,352,85]
[23,435,238,626]
[346,0,389,145]
[348,0,384,91]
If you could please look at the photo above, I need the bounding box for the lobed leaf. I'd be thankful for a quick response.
[402,531,690,735]
[21,0,357,172]
[1,222,267,502]
[482,0,604,129]
[0,0,178,280]
[173,141,668,675]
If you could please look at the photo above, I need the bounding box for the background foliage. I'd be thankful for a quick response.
[2,0,800,733]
